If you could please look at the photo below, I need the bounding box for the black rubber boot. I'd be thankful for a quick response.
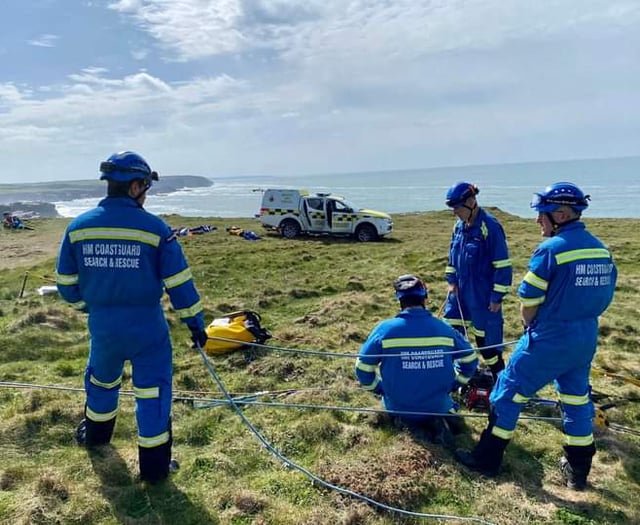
[489,356,505,379]
[424,417,454,447]
[139,442,172,484]
[446,414,466,435]
[456,429,510,477]
[560,444,596,490]
[139,420,175,484]
[75,417,116,447]
[478,341,505,381]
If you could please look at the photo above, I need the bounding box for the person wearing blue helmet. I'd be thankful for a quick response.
[56,151,208,484]
[355,274,478,442]
[443,182,513,380]
[456,182,617,490]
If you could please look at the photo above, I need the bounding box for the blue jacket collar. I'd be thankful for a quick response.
[98,196,143,209]
[557,220,585,233]
[397,307,432,318]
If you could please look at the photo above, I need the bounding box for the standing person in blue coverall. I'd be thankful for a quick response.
[444,182,513,380]
[456,182,617,490]
[56,151,208,484]
[355,275,478,441]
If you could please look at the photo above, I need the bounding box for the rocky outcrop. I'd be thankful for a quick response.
[0,201,60,218]
[0,176,213,218]
[0,175,212,204]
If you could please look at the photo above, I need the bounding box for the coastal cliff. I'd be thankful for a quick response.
[0,175,212,218]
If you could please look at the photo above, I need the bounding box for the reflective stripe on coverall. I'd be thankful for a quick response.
[444,208,512,363]
[489,221,616,445]
[355,308,478,422]
[56,197,204,448]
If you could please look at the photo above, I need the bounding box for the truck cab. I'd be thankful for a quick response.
[259,189,393,241]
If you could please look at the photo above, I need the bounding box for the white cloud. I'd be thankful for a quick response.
[0,69,247,148]
[110,0,246,59]
[27,34,59,48]
[131,48,149,60]
[107,0,640,63]
[0,83,26,106]
[108,0,143,12]
[1,0,640,182]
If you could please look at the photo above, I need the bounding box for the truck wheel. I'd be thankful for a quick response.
[280,219,301,239]
[355,223,378,242]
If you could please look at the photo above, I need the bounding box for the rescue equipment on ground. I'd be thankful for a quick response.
[37,285,59,296]
[170,225,217,238]
[203,310,271,355]
[257,188,393,242]
[526,393,640,436]
[226,226,261,240]
[460,368,494,411]
[591,367,640,388]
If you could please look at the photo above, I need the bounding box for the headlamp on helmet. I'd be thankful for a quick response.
[99,151,159,186]
[530,182,590,213]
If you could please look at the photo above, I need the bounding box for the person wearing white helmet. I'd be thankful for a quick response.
[56,151,207,484]
[456,182,617,490]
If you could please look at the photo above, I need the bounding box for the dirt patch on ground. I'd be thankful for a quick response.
[0,220,68,270]
[317,435,439,508]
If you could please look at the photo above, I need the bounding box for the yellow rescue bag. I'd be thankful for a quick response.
[203,310,271,355]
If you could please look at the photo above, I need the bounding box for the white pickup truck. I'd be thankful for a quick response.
[258,189,393,242]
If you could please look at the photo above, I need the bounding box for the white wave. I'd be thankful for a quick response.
[50,157,640,219]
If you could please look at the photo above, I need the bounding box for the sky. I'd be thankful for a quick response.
[1,0,639,183]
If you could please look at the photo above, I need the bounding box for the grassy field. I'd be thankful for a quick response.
[0,210,638,525]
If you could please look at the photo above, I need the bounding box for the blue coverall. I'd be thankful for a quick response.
[489,221,617,446]
[356,308,478,423]
[444,208,512,366]
[56,197,204,453]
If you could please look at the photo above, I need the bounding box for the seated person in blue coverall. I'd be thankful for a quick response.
[56,151,208,484]
[456,182,617,490]
[356,274,478,442]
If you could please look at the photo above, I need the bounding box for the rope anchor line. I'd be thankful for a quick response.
[205,334,519,358]
[193,343,497,525]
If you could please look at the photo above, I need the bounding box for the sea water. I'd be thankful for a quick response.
[54,156,640,219]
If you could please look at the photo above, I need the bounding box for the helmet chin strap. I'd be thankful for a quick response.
[130,179,152,206]
[462,200,477,223]
[545,212,558,236]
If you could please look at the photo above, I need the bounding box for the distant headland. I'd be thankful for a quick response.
[0,175,213,218]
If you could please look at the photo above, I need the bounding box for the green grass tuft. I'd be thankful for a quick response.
[1,212,639,524]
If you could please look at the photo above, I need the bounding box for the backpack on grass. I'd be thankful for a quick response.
[203,310,271,355]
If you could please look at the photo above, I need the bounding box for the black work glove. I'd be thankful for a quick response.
[190,329,208,349]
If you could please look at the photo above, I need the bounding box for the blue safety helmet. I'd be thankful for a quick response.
[445,181,479,208]
[99,151,158,185]
[394,274,428,300]
[530,182,590,213]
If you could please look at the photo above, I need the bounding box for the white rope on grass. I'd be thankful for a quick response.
[3,381,638,433]
[0,380,561,422]
[194,398,564,422]
[193,343,498,525]
[207,335,519,358]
